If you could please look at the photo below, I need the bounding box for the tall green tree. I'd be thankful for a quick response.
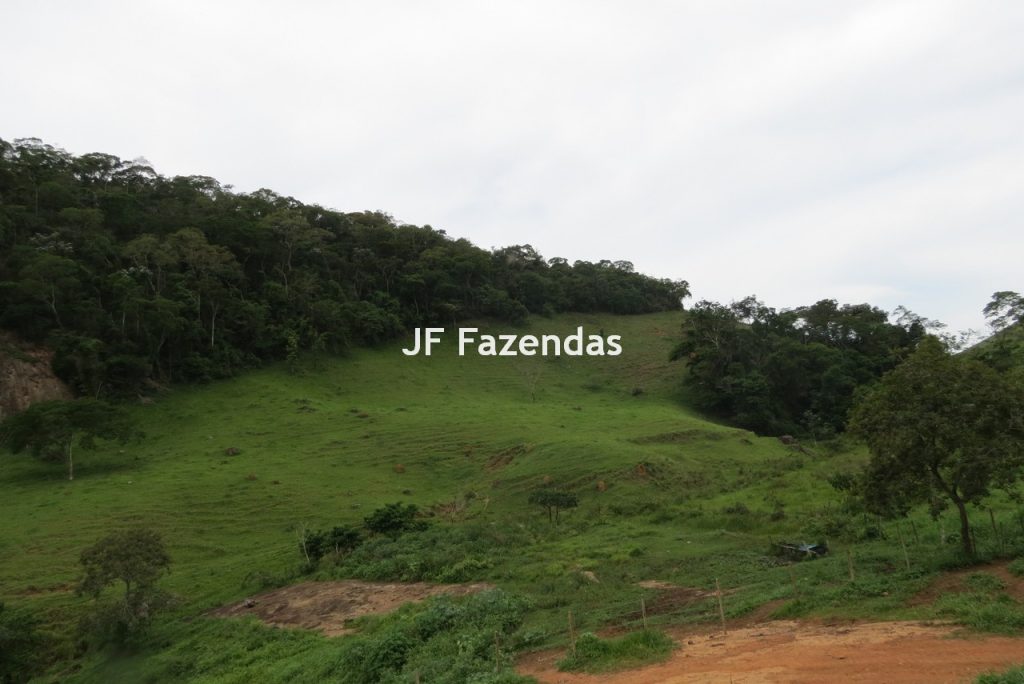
[78,528,172,642]
[849,337,1024,556]
[984,291,1024,333]
[0,399,138,480]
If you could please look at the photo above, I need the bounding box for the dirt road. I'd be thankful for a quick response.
[518,620,1024,683]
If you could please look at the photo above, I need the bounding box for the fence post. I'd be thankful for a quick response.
[990,509,1002,553]
[568,609,577,658]
[897,522,910,571]
[715,578,727,636]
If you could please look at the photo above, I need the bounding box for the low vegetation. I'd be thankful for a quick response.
[557,629,676,673]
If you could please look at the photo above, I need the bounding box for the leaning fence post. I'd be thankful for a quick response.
[990,509,1002,553]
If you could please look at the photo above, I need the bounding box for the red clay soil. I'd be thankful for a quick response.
[517,620,1024,684]
[210,580,492,636]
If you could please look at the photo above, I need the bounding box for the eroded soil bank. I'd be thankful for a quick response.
[210,579,492,636]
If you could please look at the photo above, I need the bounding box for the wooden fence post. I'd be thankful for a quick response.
[715,578,727,636]
[990,509,1002,552]
[568,609,577,658]
[897,522,910,571]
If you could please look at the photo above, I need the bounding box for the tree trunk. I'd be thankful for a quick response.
[954,497,973,556]
[66,440,74,481]
[209,305,218,348]
[49,285,64,328]
[930,465,973,556]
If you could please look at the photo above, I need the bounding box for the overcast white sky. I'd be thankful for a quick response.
[3,1,1021,332]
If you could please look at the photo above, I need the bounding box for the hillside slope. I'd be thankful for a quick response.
[3,312,1022,682]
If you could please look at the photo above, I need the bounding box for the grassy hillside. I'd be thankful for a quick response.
[2,312,1023,682]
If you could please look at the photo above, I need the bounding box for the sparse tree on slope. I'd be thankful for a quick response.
[0,399,137,480]
[849,337,1024,556]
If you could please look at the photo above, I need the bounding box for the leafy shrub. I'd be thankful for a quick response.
[1007,558,1024,578]
[337,590,533,684]
[336,523,513,583]
[0,602,44,683]
[364,503,428,537]
[300,525,362,562]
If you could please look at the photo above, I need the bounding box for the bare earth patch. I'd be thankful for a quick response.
[910,561,1024,606]
[210,580,492,636]
[518,620,1024,683]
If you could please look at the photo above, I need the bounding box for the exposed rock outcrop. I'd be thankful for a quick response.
[0,332,73,420]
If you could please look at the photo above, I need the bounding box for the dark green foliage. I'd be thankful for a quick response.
[299,525,362,562]
[849,337,1024,556]
[557,630,675,673]
[672,296,929,435]
[77,528,172,643]
[333,522,513,583]
[325,590,532,683]
[0,398,138,480]
[0,602,43,684]
[0,137,688,394]
[528,488,579,523]
[364,503,427,537]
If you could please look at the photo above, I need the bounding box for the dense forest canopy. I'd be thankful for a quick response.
[671,296,941,437]
[0,137,690,395]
